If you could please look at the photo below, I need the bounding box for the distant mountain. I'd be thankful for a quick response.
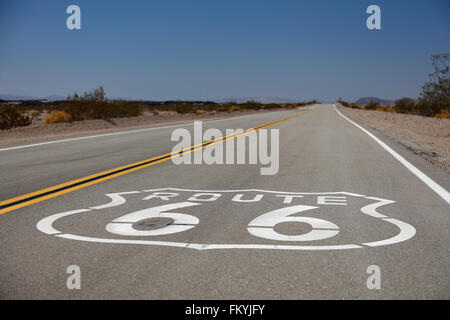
[0,94,66,101]
[214,97,303,104]
[356,97,394,105]
[0,94,36,100]
[42,94,66,100]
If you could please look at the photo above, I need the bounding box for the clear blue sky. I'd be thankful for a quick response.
[0,0,449,102]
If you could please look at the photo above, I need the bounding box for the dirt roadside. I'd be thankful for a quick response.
[0,108,301,147]
[337,105,450,172]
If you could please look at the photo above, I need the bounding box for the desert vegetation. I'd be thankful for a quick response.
[0,106,32,130]
[64,88,141,121]
[339,54,450,118]
[0,86,317,130]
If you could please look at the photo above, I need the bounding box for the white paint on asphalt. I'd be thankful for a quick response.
[363,218,416,247]
[361,197,393,218]
[334,104,450,205]
[142,188,366,196]
[89,191,141,209]
[247,205,340,241]
[55,234,363,251]
[106,202,200,236]
[36,208,91,235]
[36,188,417,251]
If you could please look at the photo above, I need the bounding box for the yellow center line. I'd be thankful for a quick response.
[0,110,310,215]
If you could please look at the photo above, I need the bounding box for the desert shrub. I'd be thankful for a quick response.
[348,103,360,109]
[240,100,263,110]
[264,103,285,109]
[0,106,32,130]
[45,110,72,123]
[337,100,349,107]
[31,111,42,119]
[64,87,142,120]
[64,101,141,121]
[435,108,450,119]
[375,106,385,112]
[393,98,416,114]
[175,103,194,114]
[385,106,396,113]
[203,104,218,112]
[363,102,379,110]
[228,105,240,112]
[417,54,450,116]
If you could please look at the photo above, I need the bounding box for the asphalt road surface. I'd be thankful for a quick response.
[0,104,449,299]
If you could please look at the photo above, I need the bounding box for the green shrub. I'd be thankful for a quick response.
[393,98,417,114]
[0,106,32,130]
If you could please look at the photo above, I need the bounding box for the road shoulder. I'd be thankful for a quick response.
[337,105,450,173]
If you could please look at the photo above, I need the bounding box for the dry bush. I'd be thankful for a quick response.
[174,103,194,114]
[240,100,263,110]
[393,98,417,114]
[45,110,72,123]
[0,106,32,130]
[385,106,397,113]
[228,105,240,112]
[337,100,349,107]
[363,102,379,110]
[65,86,142,120]
[435,108,450,119]
[65,101,141,120]
[418,54,449,116]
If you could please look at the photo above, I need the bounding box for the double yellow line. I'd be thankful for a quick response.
[0,111,308,215]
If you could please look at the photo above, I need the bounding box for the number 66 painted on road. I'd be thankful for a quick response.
[106,202,339,242]
[106,202,201,236]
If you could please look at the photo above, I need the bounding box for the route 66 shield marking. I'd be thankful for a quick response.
[36,188,416,251]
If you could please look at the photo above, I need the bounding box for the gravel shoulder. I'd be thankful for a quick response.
[337,105,450,172]
[0,109,291,147]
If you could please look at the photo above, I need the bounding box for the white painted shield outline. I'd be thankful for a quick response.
[36,188,416,251]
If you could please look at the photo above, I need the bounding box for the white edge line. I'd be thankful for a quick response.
[334,104,450,205]
[0,111,290,152]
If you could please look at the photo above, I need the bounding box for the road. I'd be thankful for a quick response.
[0,104,449,299]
